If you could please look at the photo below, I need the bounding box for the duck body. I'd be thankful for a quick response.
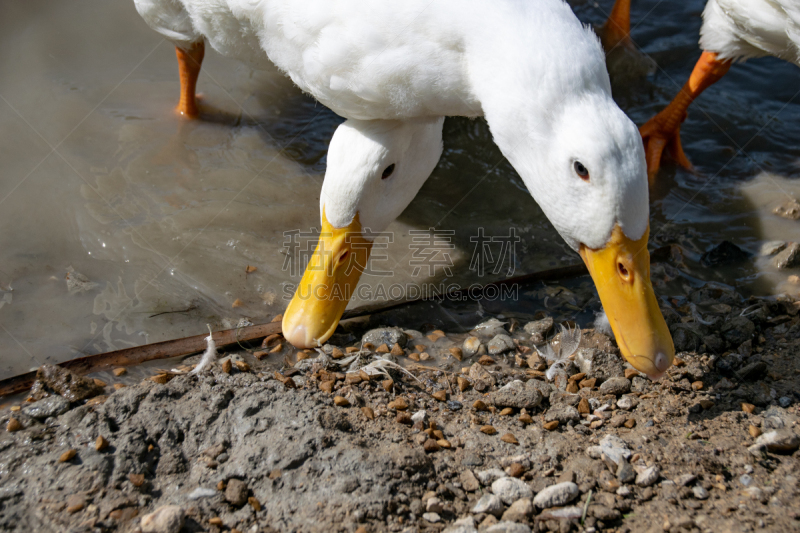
[137,0,597,120]
[135,0,675,378]
[137,0,628,247]
[701,0,800,66]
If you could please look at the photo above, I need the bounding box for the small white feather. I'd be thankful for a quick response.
[593,309,613,337]
[191,325,217,374]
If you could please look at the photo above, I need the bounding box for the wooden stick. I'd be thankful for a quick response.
[0,263,587,397]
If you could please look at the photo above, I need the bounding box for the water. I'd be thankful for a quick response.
[0,0,798,380]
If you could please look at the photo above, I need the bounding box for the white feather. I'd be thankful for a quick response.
[191,325,217,374]
[593,309,613,337]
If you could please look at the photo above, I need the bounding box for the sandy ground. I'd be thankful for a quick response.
[1,287,799,533]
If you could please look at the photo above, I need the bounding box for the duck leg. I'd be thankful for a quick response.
[175,41,205,118]
[640,51,732,183]
[599,0,632,51]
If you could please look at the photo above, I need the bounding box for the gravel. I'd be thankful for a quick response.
[491,477,533,505]
[489,380,542,410]
[2,289,800,533]
[635,466,660,487]
[471,494,504,517]
[532,482,579,508]
[544,405,580,424]
[21,395,70,420]
[476,468,507,486]
[485,522,532,533]
[598,377,631,396]
[487,334,515,355]
[140,505,184,533]
[361,327,408,348]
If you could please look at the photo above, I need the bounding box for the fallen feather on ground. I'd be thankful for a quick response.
[191,325,217,374]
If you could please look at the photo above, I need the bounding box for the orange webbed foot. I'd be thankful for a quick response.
[639,109,693,184]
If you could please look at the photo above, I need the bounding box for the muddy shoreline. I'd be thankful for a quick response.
[1,289,799,533]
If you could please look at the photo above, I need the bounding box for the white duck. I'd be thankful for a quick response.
[600,0,800,181]
[134,0,674,378]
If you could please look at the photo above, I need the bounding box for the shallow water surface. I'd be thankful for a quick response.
[0,0,798,379]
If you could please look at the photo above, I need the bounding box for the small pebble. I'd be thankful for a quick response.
[432,391,447,402]
[361,406,375,420]
[225,478,249,506]
[113,368,127,377]
[472,494,504,516]
[500,407,513,416]
[390,398,409,411]
[334,396,349,407]
[473,400,489,411]
[749,425,762,438]
[221,360,232,374]
[501,433,519,445]
[577,398,590,414]
[492,476,533,505]
[519,414,533,425]
[635,466,659,487]
[742,403,755,414]
[424,439,440,453]
[96,435,109,451]
[480,425,497,435]
[543,421,559,431]
[457,376,470,391]
[624,368,639,379]
[140,505,184,533]
[130,473,145,487]
[6,418,22,432]
[507,463,526,478]
[533,482,579,508]
[248,496,262,512]
[59,449,77,463]
[66,495,85,514]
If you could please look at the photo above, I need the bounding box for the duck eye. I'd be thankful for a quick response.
[381,164,396,179]
[573,161,589,181]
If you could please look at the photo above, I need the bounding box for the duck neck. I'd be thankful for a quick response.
[462,0,611,193]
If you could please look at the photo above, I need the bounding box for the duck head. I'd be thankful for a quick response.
[282,117,444,349]
[497,91,674,379]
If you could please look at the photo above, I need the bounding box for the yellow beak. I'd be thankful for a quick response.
[282,210,372,348]
[579,224,674,379]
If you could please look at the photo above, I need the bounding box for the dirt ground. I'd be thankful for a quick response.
[1,288,799,533]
